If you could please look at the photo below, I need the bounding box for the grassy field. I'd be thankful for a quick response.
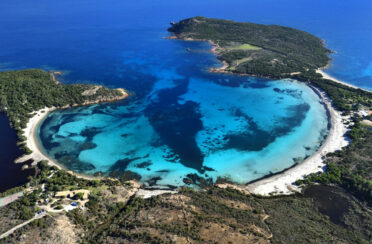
[228,43,261,51]
[228,57,253,71]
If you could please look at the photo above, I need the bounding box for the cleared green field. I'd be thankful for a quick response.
[228,57,253,71]
[229,43,261,50]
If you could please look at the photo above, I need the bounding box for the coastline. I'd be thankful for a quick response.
[14,88,129,181]
[14,107,102,180]
[166,36,229,73]
[167,34,372,196]
[15,38,367,193]
[246,85,350,195]
[49,71,62,84]
[169,34,356,196]
[315,68,369,92]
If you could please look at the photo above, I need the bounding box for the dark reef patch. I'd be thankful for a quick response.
[109,170,142,182]
[145,78,205,172]
[183,173,213,187]
[224,109,273,151]
[55,153,96,172]
[273,88,303,99]
[80,127,102,141]
[79,142,97,151]
[202,166,215,172]
[224,103,310,151]
[135,161,153,168]
[147,176,162,186]
[110,157,143,172]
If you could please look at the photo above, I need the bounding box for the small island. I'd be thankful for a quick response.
[168,16,330,78]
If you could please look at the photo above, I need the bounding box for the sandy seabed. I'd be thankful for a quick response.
[14,72,354,196]
[246,73,351,195]
[15,88,129,180]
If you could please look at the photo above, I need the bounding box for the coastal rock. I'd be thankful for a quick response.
[21,164,29,170]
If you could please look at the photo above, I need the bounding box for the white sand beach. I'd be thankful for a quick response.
[15,107,59,166]
[12,68,360,196]
[247,85,350,195]
[14,88,129,180]
[14,107,111,180]
[316,69,371,93]
[136,189,177,199]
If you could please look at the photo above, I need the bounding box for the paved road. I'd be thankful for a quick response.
[0,212,46,240]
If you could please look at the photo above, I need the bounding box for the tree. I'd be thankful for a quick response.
[19,206,33,220]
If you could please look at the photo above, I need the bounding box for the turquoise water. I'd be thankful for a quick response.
[38,47,329,187]
[2,0,371,188]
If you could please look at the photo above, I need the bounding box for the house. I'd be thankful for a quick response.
[360,110,368,117]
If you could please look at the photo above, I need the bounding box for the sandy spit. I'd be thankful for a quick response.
[316,69,371,92]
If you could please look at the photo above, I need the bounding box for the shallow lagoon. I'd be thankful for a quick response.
[38,39,329,187]
[4,0,366,188]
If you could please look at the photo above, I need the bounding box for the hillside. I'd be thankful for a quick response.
[1,163,371,244]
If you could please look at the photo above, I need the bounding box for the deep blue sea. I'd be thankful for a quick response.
[0,0,371,190]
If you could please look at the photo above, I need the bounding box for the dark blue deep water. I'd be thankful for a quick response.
[0,114,34,192]
[0,0,371,190]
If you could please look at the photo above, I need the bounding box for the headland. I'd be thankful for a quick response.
[0,69,129,179]
[167,17,372,195]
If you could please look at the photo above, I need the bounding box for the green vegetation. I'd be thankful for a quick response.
[169,17,372,208]
[169,16,330,77]
[167,17,372,242]
[291,70,372,112]
[0,185,25,198]
[0,69,124,153]
[259,185,372,243]
[0,17,372,244]
[64,186,370,243]
[290,71,372,205]
[35,161,119,193]
[297,120,372,205]
[7,190,40,221]
[19,206,34,220]
[1,148,371,243]
[228,43,261,51]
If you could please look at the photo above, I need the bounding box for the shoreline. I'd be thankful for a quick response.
[14,107,103,181]
[246,85,350,195]
[315,68,371,92]
[167,34,363,195]
[168,35,372,90]
[49,71,62,84]
[15,38,366,194]
[166,36,229,73]
[14,88,129,181]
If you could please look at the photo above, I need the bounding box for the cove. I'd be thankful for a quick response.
[37,40,329,188]
[2,0,363,189]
